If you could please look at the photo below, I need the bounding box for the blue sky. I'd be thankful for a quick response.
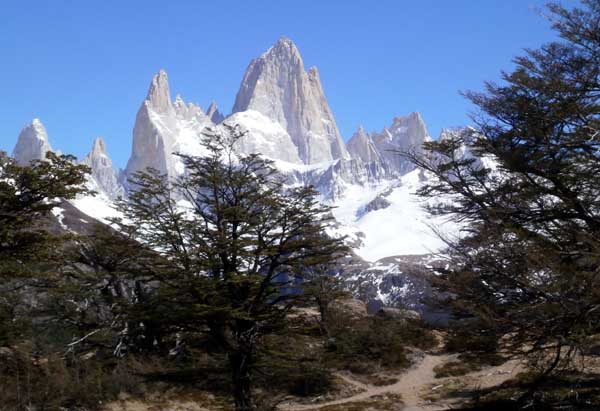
[1,0,581,168]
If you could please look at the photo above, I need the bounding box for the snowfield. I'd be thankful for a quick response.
[331,169,458,261]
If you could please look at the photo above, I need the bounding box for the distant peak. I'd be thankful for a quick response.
[262,36,302,62]
[91,137,107,154]
[23,118,49,141]
[206,101,225,124]
[389,112,426,131]
[13,118,52,165]
[350,125,371,143]
[146,69,172,112]
[276,36,294,46]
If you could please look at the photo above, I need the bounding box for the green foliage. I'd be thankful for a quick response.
[444,319,500,354]
[325,310,436,373]
[404,0,600,378]
[0,346,145,411]
[112,124,347,410]
[0,151,90,347]
[0,151,90,278]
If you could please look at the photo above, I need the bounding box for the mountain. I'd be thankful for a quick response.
[368,112,430,175]
[346,126,383,164]
[124,69,214,183]
[12,119,53,165]
[232,37,348,164]
[82,138,124,200]
[225,110,302,164]
[8,38,480,316]
[206,101,225,124]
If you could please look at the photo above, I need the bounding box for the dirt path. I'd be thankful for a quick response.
[279,353,522,411]
[279,354,449,411]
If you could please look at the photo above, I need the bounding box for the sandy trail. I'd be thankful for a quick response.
[279,354,449,411]
[279,353,522,411]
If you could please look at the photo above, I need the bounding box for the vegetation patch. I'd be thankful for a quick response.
[317,393,403,411]
[434,353,506,378]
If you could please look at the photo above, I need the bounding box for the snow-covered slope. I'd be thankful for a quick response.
[226,110,302,164]
[331,169,458,262]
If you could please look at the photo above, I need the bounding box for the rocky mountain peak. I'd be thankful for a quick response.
[268,36,303,63]
[346,125,381,164]
[374,112,430,149]
[173,94,207,121]
[173,94,185,109]
[232,37,348,164]
[206,101,225,124]
[89,137,107,157]
[12,118,53,165]
[125,70,215,183]
[363,112,431,176]
[146,69,172,113]
[83,137,124,200]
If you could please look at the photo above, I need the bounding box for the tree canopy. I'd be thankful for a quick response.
[404,0,600,382]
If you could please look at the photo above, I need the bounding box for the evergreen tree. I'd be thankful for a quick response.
[404,0,600,385]
[50,223,161,356]
[0,152,90,346]
[115,124,346,410]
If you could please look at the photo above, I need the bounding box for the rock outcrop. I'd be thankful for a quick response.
[346,126,382,164]
[206,101,225,124]
[82,138,124,200]
[232,37,348,164]
[124,69,213,184]
[369,112,430,175]
[12,119,53,165]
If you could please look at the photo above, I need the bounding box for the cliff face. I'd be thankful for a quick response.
[125,69,213,183]
[232,37,347,164]
[82,137,124,200]
[13,118,53,165]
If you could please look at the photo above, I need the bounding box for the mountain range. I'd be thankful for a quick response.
[10,37,467,315]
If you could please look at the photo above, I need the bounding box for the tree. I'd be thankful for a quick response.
[47,223,162,357]
[302,265,348,336]
[403,0,600,388]
[115,124,346,410]
[0,151,90,346]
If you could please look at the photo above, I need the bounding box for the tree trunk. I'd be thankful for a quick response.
[229,351,254,411]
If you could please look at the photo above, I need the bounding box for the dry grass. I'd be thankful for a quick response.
[434,354,506,379]
[316,393,403,411]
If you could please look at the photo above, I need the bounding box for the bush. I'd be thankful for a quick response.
[445,319,500,354]
[0,347,145,411]
[325,312,436,372]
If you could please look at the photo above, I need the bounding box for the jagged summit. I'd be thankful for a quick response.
[12,118,53,165]
[125,69,214,182]
[346,126,381,164]
[206,101,225,124]
[89,137,108,157]
[146,69,172,113]
[367,112,430,175]
[263,36,303,63]
[83,137,124,200]
[232,37,348,164]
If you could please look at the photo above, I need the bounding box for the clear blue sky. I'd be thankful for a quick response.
[0,0,581,168]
